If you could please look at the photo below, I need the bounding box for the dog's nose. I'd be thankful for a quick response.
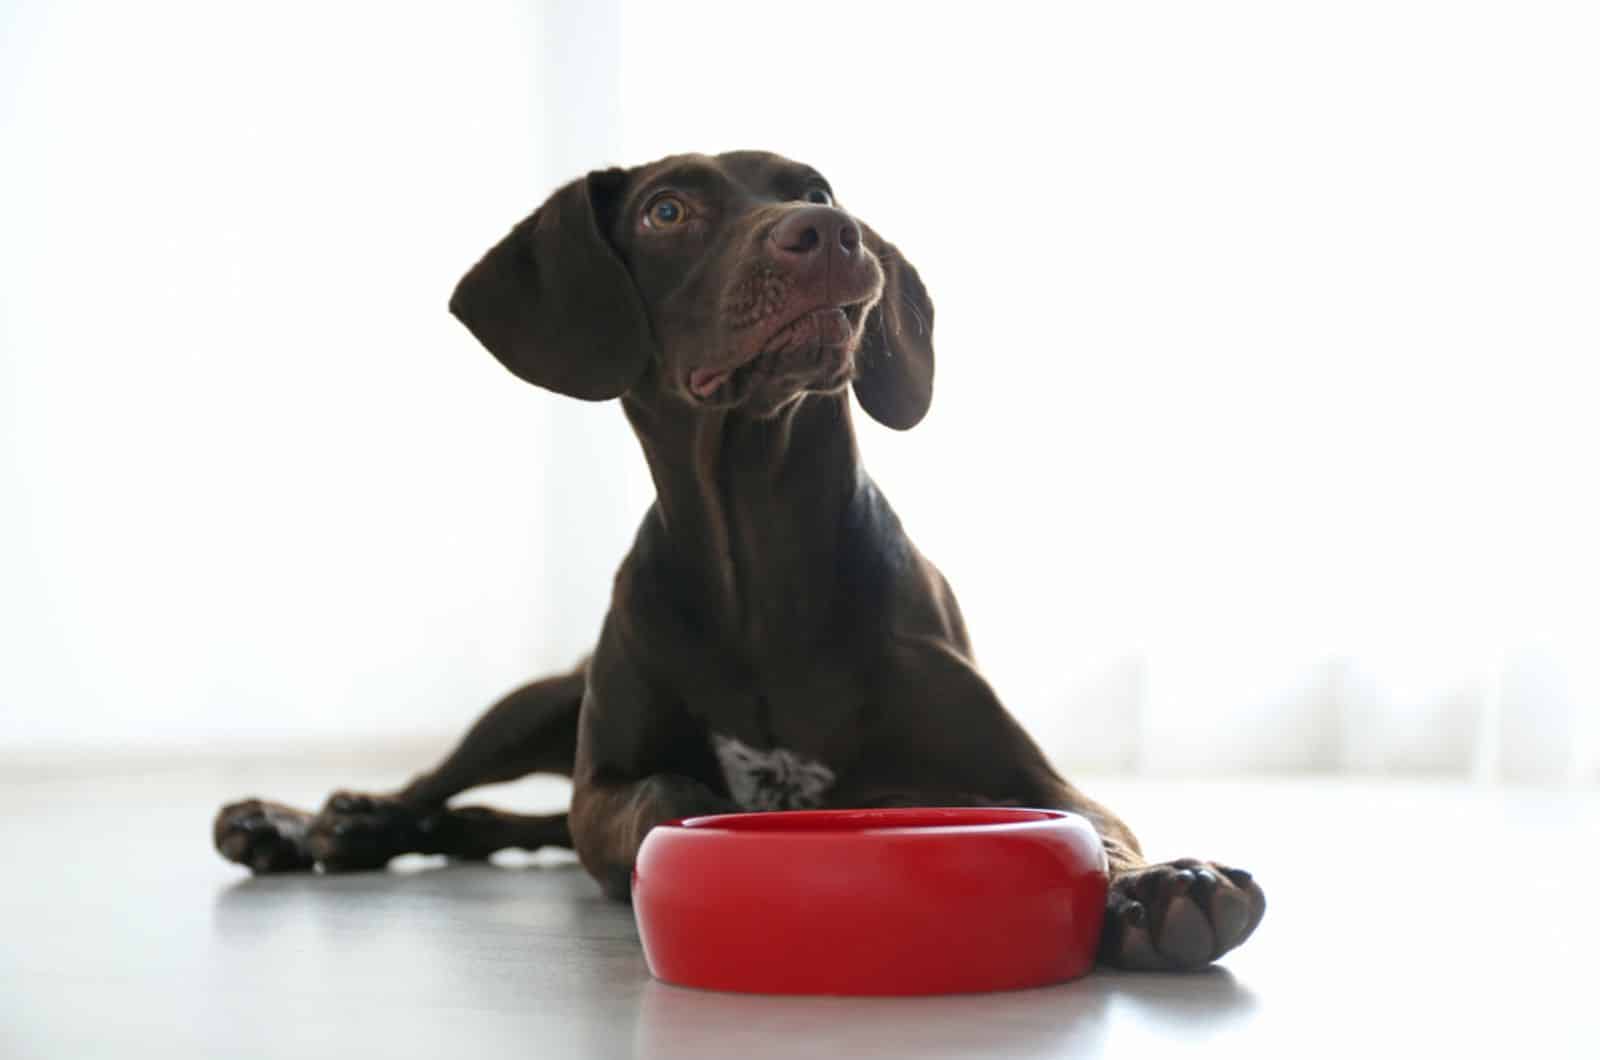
[771,206,861,262]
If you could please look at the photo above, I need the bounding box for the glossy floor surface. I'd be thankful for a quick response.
[2,756,1594,1058]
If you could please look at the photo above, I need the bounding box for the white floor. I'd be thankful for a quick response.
[1,756,1594,1058]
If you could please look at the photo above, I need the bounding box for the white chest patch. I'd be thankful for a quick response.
[711,733,836,811]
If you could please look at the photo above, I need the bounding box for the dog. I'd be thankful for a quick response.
[214,150,1266,971]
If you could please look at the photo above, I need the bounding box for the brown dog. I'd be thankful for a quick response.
[214,151,1265,971]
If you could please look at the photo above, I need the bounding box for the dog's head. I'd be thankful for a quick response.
[450,151,934,428]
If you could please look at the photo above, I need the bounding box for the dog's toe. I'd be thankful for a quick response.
[1156,894,1216,968]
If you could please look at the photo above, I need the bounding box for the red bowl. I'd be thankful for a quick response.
[631,807,1108,996]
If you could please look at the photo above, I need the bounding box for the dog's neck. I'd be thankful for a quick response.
[622,388,862,654]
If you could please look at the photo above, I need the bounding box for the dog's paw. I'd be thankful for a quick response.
[214,798,316,874]
[1099,858,1265,971]
[306,791,426,872]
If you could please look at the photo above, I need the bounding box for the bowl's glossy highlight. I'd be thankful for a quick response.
[631,807,1109,995]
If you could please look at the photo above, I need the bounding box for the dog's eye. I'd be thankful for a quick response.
[802,188,833,206]
[644,196,688,229]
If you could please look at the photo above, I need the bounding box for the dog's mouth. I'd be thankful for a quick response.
[688,304,864,404]
[688,365,733,400]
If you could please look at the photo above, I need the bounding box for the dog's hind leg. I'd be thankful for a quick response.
[395,659,586,807]
[213,662,586,873]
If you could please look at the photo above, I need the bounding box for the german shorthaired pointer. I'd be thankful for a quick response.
[214,151,1266,971]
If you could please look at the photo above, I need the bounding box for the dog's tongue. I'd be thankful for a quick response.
[689,368,730,398]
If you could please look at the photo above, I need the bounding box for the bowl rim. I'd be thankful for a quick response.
[660,806,1083,839]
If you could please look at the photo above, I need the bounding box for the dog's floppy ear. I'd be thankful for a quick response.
[449,169,652,400]
[852,226,935,430]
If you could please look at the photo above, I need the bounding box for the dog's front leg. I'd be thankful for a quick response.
[569,618,737,901]
[569,772,732,901]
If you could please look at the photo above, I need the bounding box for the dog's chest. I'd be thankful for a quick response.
[711,733,836,811]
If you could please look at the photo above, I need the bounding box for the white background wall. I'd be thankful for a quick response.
[3,2,1596,781]
[1,1,575,753]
